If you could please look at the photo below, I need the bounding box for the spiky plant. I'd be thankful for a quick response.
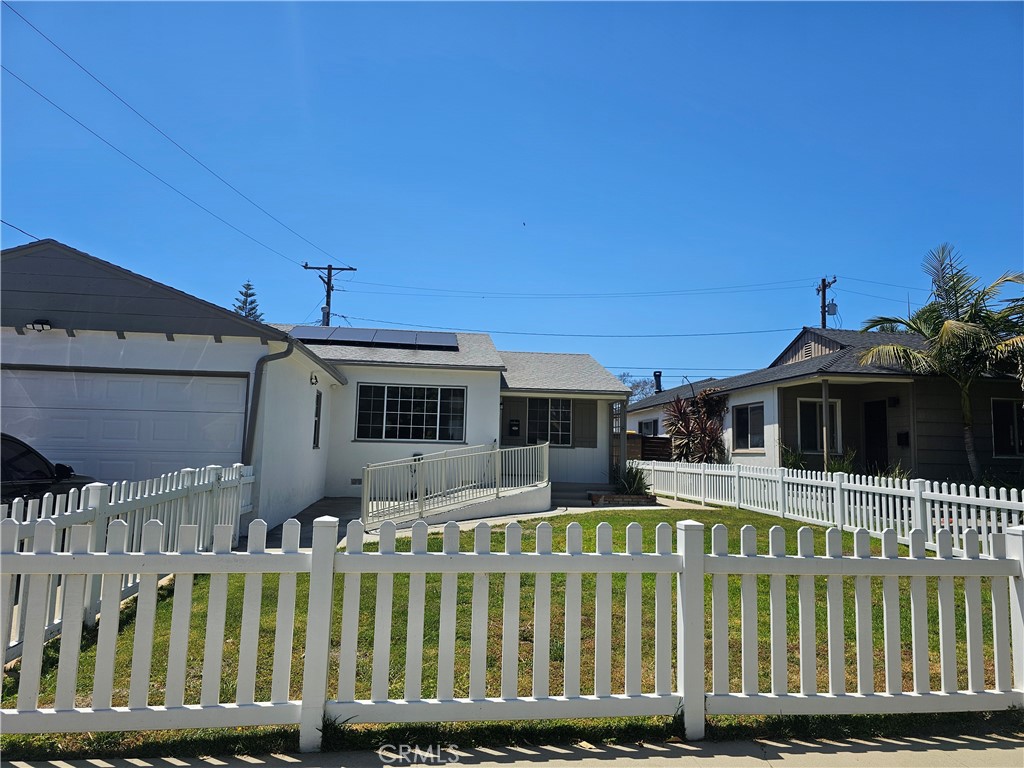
[663,389,728,464]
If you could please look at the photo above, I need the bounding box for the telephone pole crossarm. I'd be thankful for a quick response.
[304,263,357,326]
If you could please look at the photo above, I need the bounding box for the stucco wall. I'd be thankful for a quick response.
[723,384,779,467]
[325,365,502,496]
[0,328,269,372]
[249,351,334,528]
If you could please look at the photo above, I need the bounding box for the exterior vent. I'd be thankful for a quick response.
[802,342,813,360]
[351,477,362,485]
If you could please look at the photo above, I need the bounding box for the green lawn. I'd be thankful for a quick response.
[2,506,1021,758]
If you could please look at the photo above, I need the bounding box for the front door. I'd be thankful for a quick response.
[863,400,888,474]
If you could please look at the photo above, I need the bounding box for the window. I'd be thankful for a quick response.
[312,390,323,449]
[639,418,659,436]
[992,399,1024,456]
[798,398,841,453]
[356,384,466,442]
[732,403,764,450]
[527,398,572,446]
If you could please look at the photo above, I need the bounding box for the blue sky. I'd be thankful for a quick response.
[3,1,1022,385]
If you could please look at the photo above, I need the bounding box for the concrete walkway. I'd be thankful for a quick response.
[4,734,1021,767]
[249,495,709,549]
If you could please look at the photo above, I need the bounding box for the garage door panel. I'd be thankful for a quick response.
[1,370,247,484]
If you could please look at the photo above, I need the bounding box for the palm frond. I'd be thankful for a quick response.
[858,344,936,374]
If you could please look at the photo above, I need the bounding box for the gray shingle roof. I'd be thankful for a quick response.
[628,328,928,413]
[273,326,506,370]
[499,351,630,396]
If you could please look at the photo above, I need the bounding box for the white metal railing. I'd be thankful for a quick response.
[361,443,549,526]
[1,464,254,663]
[639,460,1024,555]
[2,515,1022,751]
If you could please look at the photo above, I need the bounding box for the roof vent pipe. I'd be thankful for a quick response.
[653,371,663,393]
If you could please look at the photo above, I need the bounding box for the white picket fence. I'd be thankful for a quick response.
[362,442,549,527]
[2,515,1022,752]
[640,460,1024,556]
[1,464,254,663]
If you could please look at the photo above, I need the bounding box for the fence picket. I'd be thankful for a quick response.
[711,524,728,695]
[404,521,428,701]
[337,520,364,702]
[165,525,199,707]
[881,529,901,694]
[54,525,91,710]
[371,522,397,701]
[990,533,1011,692]
[936,529,956,693]
[236,520,266,706]
[797,527,815,694]
[501,522,522,699]
[200,525,233,706]
[826,527,844,694]
[436,522,460,700]
[740,525,757,695]
[594,522,612,697]
[654,522,672,695]
[128,520,163,708]
[624,523,643,696]
[18,520,56,710]
[469,523,490,700]
[963,529,984,692]
[532,522,552,699]
[563,522,583,698]
[769,526,787,695]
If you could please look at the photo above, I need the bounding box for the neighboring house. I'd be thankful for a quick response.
[2,240,630,527]
[625,377,717,437]
[1,240,344,527]
[628,327,1023,482]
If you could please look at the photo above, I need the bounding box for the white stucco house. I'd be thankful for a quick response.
[2,240,629,527]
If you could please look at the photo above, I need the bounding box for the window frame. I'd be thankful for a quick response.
[991,398,1024,457]
[527,397,573,447]
[731,402,765,452]
[354,383,467,443]
[638,418,659,437]
[797,397,842,454]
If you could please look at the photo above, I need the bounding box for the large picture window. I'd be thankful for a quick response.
[732,402,764,450]
[527,398,572,446]
[356,384,466,442]
[992,399,1024,456]
[798,398,841,453]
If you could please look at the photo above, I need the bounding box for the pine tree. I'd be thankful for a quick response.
[233,280,265,322]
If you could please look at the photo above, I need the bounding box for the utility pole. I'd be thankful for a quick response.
[816,276,837,329]
[303,263,356,326]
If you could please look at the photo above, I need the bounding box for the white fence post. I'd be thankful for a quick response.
[833,472,847,531]
[84,483,110,626]
[733,464,742,509]
[299,516,340,752]
[911,479,927,538]
[360,465,370,523]
[1006,525,1024,694]
[677,519,705,740]
[494,443,502,499]
[776,467,787,519]
[700,464,707,506]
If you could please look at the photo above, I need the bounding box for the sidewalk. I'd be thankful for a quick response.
[4,734,1021,768]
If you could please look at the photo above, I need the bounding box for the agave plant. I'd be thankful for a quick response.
[663,388,728,464]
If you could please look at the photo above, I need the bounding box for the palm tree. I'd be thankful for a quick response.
[860,244,1024,481]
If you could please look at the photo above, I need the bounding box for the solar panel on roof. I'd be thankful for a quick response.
[328,328,377,344]
[415,331,458,349]
[373,329,418,346]
[289,326,334,342]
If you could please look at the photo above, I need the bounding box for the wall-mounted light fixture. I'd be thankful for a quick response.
[25,319,51,332]
[310,373,319,386]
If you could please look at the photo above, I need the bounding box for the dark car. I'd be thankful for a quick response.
[1,433,98,504]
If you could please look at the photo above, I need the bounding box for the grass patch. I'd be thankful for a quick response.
[3,506,1022,759]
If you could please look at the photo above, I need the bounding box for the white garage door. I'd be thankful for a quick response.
[1,369,247,483]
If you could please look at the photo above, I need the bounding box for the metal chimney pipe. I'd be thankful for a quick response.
[653,371,663,393]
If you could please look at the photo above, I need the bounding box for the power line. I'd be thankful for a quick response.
[338,283,810,301]
[837,274,930,293]
[606,366,753,371]
[338,276,816,299]
[2,65,307,268]
[1,1,353,270]
[1,219,40,240]
[335,313,801,339]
